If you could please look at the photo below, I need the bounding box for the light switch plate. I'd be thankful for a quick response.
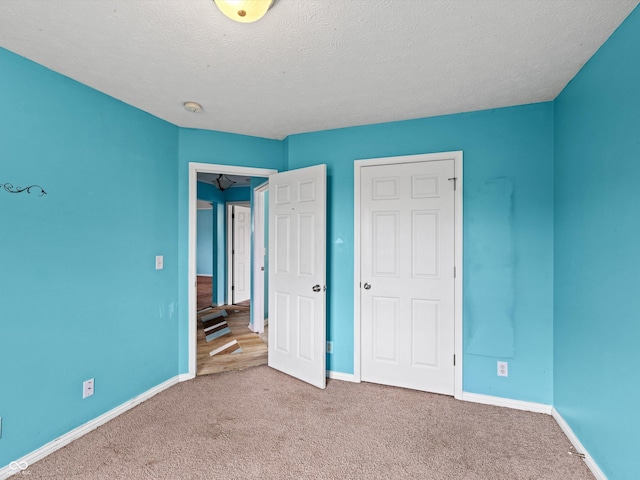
[155,255,164,270]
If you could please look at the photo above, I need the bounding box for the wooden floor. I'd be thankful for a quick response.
[197,276,213,311]
[196,277,268,376]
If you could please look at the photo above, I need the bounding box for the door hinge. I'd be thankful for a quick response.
[453,354,456,366]
[231,286,235,291]
[454,266,456,278]
[448,177,457,190]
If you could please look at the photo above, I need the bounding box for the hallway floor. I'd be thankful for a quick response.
[196,276,268,376]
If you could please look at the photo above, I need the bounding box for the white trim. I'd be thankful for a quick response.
[0,376,180,480]
[453,153,463,399]
[178,373,195,382]
[353,151,463,398]
[327,370,357,382]
[251,182,269,333]
[189,163,278,377]
[552,408,607,480]
[226,203,233,305]
[196,273,213,277]
[461,392,552,414]
[353,160,362,383]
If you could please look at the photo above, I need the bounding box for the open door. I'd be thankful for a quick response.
[268,164,327,388]
[232,204,251,304]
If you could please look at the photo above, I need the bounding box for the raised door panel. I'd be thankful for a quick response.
[269,165,326,389]
[361,159,455,395]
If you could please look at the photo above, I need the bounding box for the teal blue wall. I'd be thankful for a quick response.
[224,186,251,203]
[554,6,640,479]
[197,181,224,203]
[177,129,284,372]
[197,181,224,304]
[196,208,214,276]
[0,48,179,466]
[286,103,555,403]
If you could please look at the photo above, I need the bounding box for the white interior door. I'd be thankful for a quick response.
[268,164,327,389]
[361,159,455,395]
[232,204,251,303]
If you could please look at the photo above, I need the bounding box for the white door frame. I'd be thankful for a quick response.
[188,163,277,377]
[251,181,269,333]
[227,201,251,305]
[353,151,463,399]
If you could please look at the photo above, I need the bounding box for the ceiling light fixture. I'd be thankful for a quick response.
[183,101,203,113]
[213,0,273,23]
[214,174,236,191]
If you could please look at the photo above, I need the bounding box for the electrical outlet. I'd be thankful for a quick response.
[155,255,164,270]
[326,341,333,354]
[83,378,95,399]
[497,361,508,377]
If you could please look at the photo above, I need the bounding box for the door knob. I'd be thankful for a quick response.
[363,282,371,290]
[312,284,321,292]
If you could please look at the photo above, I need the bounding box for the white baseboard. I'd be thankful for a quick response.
[327,370,357,382]
[551,408,607,480]
[461,392,553,414]
[0,375,180,480]
[196,273,213,277]
[178,373,195,382]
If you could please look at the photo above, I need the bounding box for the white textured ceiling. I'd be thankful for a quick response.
[0,0,637,140]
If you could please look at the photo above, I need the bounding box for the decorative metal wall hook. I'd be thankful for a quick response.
[2,183,47,196]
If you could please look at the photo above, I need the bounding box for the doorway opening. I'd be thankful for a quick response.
[188,163,277,377]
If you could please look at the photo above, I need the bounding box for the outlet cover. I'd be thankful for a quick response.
[497,361,508,377]
[155,255,164,270]
[83,378,95,399]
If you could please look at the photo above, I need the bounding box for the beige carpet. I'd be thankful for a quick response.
[17,366,593,479]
